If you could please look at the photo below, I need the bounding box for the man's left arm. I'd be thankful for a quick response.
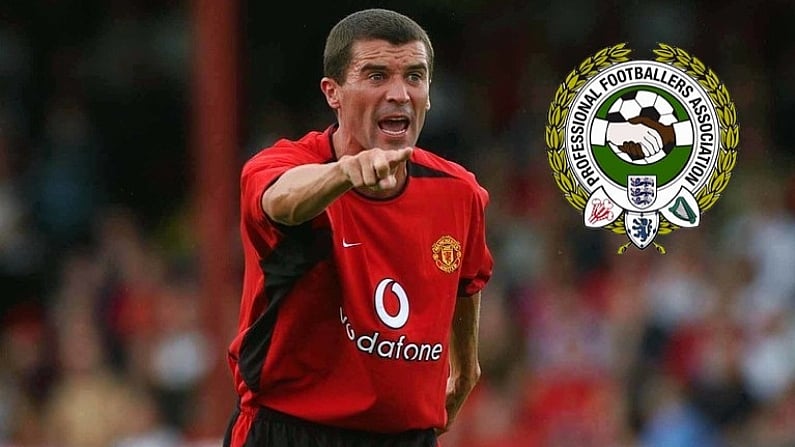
[441,290,482,434]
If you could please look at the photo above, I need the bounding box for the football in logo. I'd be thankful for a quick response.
[545,43,739,253]
[606,90,677,164]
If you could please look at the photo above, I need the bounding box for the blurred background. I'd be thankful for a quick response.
[1,0,794,446]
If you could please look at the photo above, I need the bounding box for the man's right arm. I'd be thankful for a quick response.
[262,162,352,226]
[262,146,413,226]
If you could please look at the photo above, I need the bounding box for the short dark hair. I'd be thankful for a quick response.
[323,8,434,83]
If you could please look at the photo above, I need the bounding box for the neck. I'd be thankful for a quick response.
[331,127,358,159]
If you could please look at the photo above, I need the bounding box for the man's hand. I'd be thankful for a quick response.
[338,147,413,191]
[436,368,481,436]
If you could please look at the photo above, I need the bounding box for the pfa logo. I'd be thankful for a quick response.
[546,43,739,253]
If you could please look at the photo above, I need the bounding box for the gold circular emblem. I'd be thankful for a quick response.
[545,43,739,254]
[432,235,462,273]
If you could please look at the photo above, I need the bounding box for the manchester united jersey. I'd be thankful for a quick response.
[227,126,493,433]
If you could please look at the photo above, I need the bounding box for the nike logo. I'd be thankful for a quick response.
[342,239,362,248]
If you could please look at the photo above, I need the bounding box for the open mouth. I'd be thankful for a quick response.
[378,117,410,136]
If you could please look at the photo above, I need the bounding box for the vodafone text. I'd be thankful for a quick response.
[338,307,443,362]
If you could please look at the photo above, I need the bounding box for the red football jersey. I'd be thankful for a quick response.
[227,126,493,433]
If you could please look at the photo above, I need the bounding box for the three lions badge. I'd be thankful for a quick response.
[546,43,739,253]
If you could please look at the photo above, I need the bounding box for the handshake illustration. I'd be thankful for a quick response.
[606,117,675,160]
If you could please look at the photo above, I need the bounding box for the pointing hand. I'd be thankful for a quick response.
[339,147,413,190]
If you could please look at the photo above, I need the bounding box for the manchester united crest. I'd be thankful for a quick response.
[432,235,462,273]
[545,43,739,253]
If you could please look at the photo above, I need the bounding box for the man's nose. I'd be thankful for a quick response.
[385,79,410,104]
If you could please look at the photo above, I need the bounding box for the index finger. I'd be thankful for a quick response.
[387,146,413,167]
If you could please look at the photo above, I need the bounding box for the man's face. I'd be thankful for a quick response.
[324,39,430,152]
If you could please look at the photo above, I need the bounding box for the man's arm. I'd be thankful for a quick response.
[441,290,482,434]
[262,147,412,226]
[262,162,351,226]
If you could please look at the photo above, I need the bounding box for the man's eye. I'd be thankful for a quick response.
[369,73,385,81]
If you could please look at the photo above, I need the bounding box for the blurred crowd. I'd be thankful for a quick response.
[1,1,795,447]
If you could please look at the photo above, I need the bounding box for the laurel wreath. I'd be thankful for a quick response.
[545,42,739,251]
[545,43,629,214]
[653,43,739,213]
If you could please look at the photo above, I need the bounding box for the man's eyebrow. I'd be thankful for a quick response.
[359,63,428,72]
[406,63,428,72]
[360,63,388,72]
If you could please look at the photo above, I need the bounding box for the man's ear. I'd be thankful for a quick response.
[426,79,432,110]
[320,77,341,110]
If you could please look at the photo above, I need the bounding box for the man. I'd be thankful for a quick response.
[224,8,493,447]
